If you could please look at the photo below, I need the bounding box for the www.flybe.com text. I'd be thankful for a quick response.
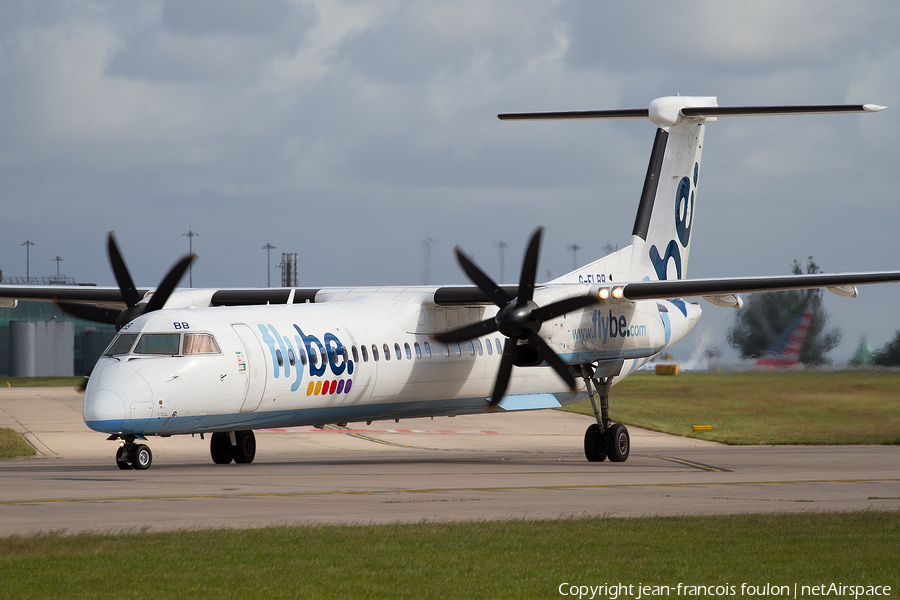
[572,310,647,344]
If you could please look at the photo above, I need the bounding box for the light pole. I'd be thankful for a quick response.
[21,240,35,282]
[262,243,275,287]
[494,241,507,282]
[52,256,64,282]
[183,226,199,287]
[567,243,582,271]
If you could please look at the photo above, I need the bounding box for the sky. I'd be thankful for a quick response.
[1,0,899,363]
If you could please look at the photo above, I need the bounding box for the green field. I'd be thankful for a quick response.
[562,371,900,445]
[0,376,85,388]
[0,512,896,598]
[0,428,35,459]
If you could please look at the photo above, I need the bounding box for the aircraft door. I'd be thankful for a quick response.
[232,324,268,412]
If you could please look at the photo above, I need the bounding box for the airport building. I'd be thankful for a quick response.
[0,300,116,377]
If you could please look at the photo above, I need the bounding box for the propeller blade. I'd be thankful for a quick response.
[55,301,121,325]
[433,318,498,343]
[531,294,599,322]
[107,233,141,308]
[455,248,512,308]
[527,331,576,391]
[490,338,517,406]
[516,227,543,304]
[144,254,195,313]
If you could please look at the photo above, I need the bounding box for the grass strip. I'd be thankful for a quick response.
[0,428,35,459]
[0,512,896,599]
[561,371,900,445]
[0,377,85,388]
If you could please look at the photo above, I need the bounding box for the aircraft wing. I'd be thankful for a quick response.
[620,271,900,301]
[0,284,131,310]
[0,285,323,309]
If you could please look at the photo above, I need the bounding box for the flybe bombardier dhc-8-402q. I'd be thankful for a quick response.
[3,96,898,470]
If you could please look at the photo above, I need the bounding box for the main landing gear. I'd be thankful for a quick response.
[580,365,630,463]
[210,430,256,465]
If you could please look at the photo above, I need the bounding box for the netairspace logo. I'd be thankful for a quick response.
[557,582,893,600]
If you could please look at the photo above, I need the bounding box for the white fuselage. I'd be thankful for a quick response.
[83,287,701,436]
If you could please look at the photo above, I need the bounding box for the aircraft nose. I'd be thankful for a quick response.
[83,389,126,432]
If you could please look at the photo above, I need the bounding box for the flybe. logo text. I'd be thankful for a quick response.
[256,324,354,395]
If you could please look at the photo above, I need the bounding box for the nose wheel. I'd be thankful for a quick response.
[580,364,629,463]
[113,435,153,470]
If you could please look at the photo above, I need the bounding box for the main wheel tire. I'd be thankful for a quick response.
[605,423,630,462]
[584,423,607,462]
[233,430,256,464]
[130,444,153,470]
[210,432,234,465]
[116,446,133,470]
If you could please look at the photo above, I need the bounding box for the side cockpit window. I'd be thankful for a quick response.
[134,333,181,356]
[104,333,138,356]
[184,333,221,354]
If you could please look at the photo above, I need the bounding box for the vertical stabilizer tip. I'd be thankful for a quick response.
[863,104,887,112]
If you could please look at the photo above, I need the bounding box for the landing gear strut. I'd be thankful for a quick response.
[580,364,629,463]
[112,434,153,470]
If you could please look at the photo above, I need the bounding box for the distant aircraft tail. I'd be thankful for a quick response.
[755,310,813,368]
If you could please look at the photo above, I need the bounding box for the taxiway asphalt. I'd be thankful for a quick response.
[1,387,898,536]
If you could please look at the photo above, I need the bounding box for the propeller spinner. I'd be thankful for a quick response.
[57,233,195,331]
[434,228,598,407]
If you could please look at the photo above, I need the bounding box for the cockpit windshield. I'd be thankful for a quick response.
[184,333,221,354]
[104,333,138,356]
[134,333,181,355]
[103,331,222,357]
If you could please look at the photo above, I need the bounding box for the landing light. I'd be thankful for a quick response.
[611,287,625,299]
[597,288,610,300]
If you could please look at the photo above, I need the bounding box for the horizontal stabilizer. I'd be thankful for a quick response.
[620,271,900,301]
[500,100,885,127]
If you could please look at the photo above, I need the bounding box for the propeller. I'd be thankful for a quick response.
[57,233,195,331]
[434,227,599,407]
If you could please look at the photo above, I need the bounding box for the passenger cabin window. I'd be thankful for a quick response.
[424,341,432,358]
[362,345,369,362]
[104,333,138,356]
[414,342,421,359]
[299,347,308,366]
[442,344,450,358]
[134,333,181,356]
[485,338,492,356]
[287,348,296,366]
[183,333,220,354]
[352,346,359,363]
[467,341,475,357]
[383,343,390,361]
[394,343,402,360]
[276,349,284,367]
[475,339,483,356]
[372,344,379,361]
[310,347,319,367]
[404,343,412,360]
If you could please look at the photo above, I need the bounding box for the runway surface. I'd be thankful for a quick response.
[1,387,898,536]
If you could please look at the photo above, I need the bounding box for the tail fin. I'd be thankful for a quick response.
[628,96,713,282]
[500,97,885,285]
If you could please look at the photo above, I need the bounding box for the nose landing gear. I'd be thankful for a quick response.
[112,435,153,470]
[580,363,630,463]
